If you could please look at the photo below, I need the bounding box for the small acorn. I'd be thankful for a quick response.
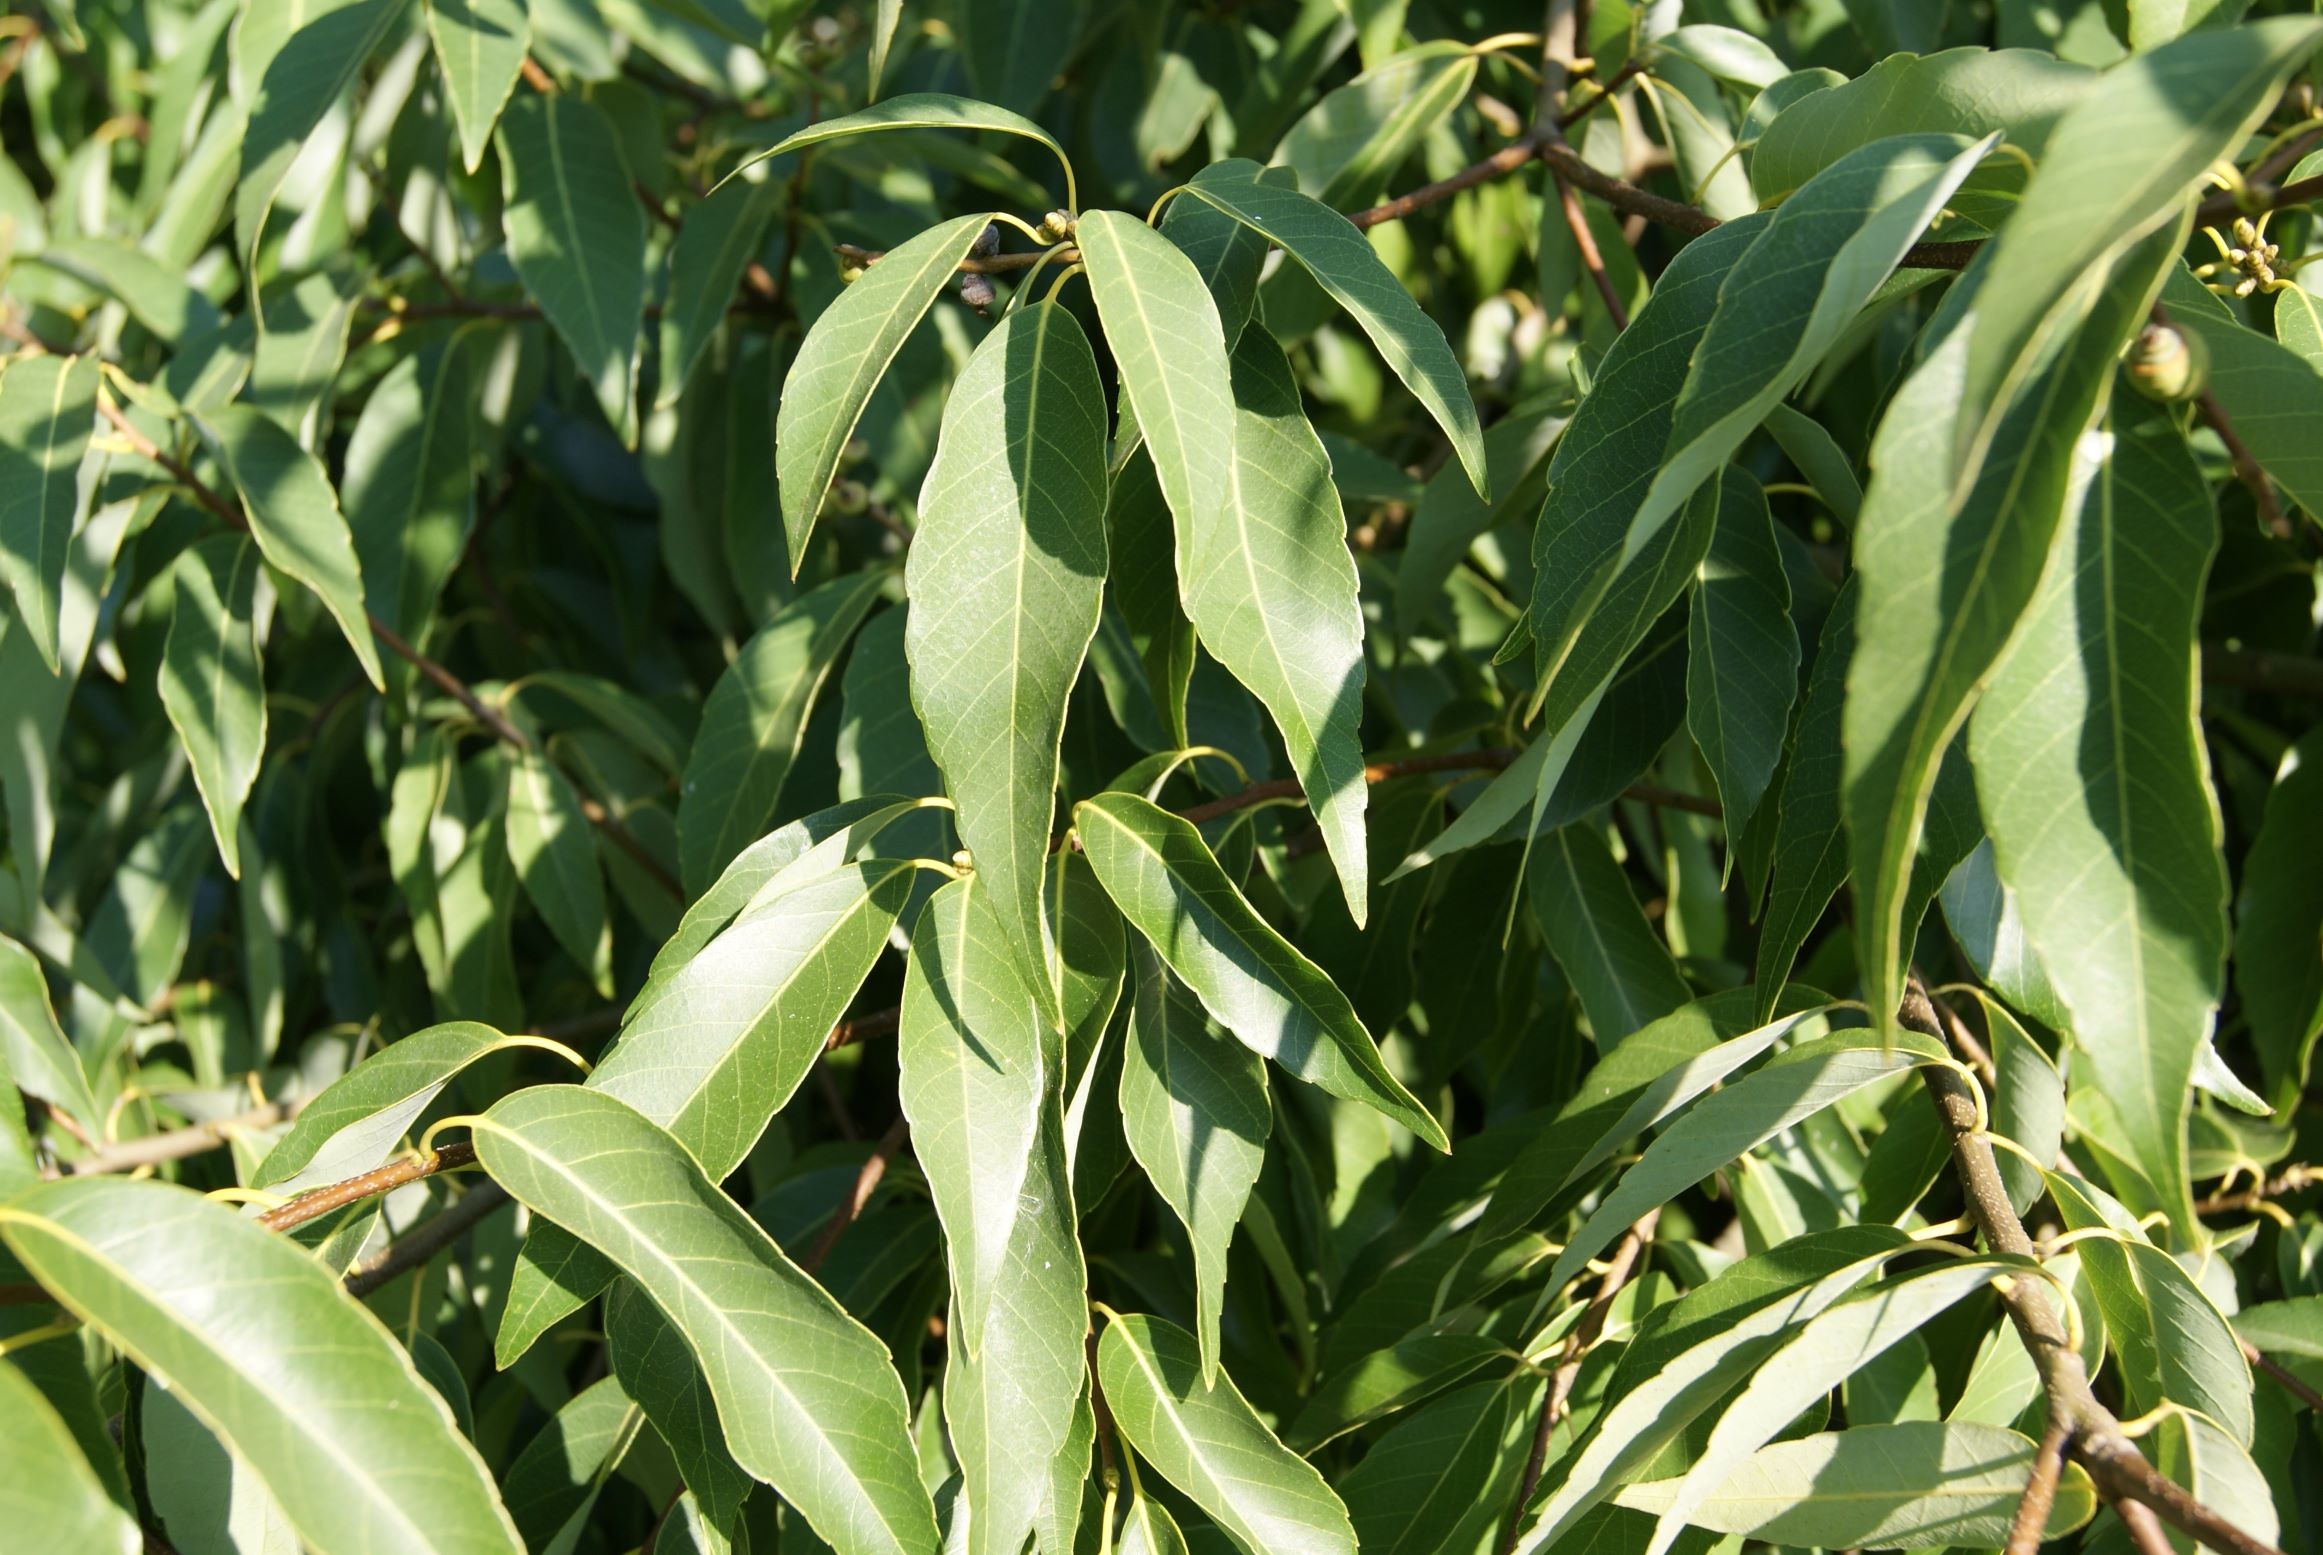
[2124,321,2207,403]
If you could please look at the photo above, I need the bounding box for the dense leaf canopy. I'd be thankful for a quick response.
[1,1,2321,1553]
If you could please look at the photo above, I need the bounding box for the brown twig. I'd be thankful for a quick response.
[99,397,683,901]
[2115,1496,2179,1555]
[2196,387,2291,539]
[800,1116,906,1275]
[2203,647,2323,700]
[342,1183,510,1299]
[1500,1209,1660,1555]
[256,1142,478,1233]
[2242,1339,2323,1413]
[2004,1418,2072,1555]
[1904,989,2290,1555]
[1170,750,1718,828]
[2195,171,2323,229]
[1555,174,1630,329]
[1916,976,1998,1089]
[67,1099,298,1175]
[2198,1164,2315,1215]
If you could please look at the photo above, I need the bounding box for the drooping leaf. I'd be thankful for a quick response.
[657,176,780,409]
[776,214,992,568]
[2235,725,2323,1095]
[0,352,97,673]
[498,93,650,443]
[155,536,266,879]
[0,1356,140,1555]
[0,1177,521,1555]
[0,932,99,1128]
[472,1085,938,1555]
[899,877,1086,1555]
[906,300,1108,1011]
[1273,42,1478,209]
[1190,330,1370,920]
[1073,791,1445,1151]
[1970,395,2226,1217]
[1528,825,1693,1047]
[235,0,405,269]
[733,93,1073,209]
[500,1374,644,1552]
[1180,170,1485,497]
[603,1283,753,1531]
[506,751,612,995]
[1843,219,2183,1034]
[1287,1332,1511,1451]
[1686,467,1797,834]
[1120,943,1269,1379]
[426,0,530,173]
[1159,159,1282,348]
[343,336,479,695]
[1097,1311,1357,1555]
[1341,1375,1529,1555]
[256,1020,514,1190]
[196,403,385,689]
[1615,1422,2097,1549]
[677,568,888,894]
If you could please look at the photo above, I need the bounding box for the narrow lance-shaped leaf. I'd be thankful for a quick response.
[255,1020,516,1190]
[0,932,100,1128]
[235,0,405,272]
[472,1086,938,1555]
[658,176,780,409]
[345,336,480,698]
[157,536,265,878]
[1953,20,2323,476]
[498,859,915,1362]
[1615,1422,2098,1550]
[1843,218,2183,1035]
[0,1356,140,1555]
[729,93,1073,211]
[1641,1258,2022,1555]
[1120,943,1269,1380]
[0,352,98,673]
[1073,791,1446,1151]
[677,568,888,894]
[1342,1377,1528,1555]
[906,300,1108,1016]
[499,1375,645,1553]
[778,214,993,568]
[2236,724,2323,1096]
[1194,330,1370,921]
[604,1283,754,1533]
[506,751,613,996]
[899,877,1087,1555]
[1181,171,1486,496]
[427,0,529,173]
[1687,467,1797,834]
[1533,132,1993,723]
[1528,825,1692,1047]
[195,403,385,689]
[1970,397,2226,1219]
[498,93,649,444]
[0,1177,522,1555]
[1097,1312,1357,1555]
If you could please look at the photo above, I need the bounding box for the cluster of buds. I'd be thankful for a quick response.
[1034,209,1076,243]
[2197,215,2283,297]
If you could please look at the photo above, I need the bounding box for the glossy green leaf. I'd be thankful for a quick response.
[2275,280,2323,372]
[0,932,99,1127]
[2235,1296,2323,1359]
[506,751,611,995]
[1181,171,1485,497]
[473,1085,937,1555]
[498,93,648,443]
[500,858,913,1360]
[1687,468,1797,834]
[1159,159,1281,348]
[158,536,265,878]
[1970,395,2226,1217]
[255,1020,512,1189]
[900,877,1086,1555]
[1537,1030,1947,1306]
[2236,725,2323,1094]
[657,176,779,410]
[677,568,888,894]
[501,1374,644,1552]
[25,239,222,347]
[1273,42,1477,209]
[604,1281,753,1530]
[235,0,404,268]
[1641,1257,2019,1555]
[1120,943,1269,1379]
[1843,220,2182,1034]
[1287,1331,1509,1452]
[2163,266,2323,522]
[906,300,1107,1009]
[1342,1375,1529,1555]
[1073,791,1445,1151]
[1097,1311,1356,1555]
[1529,825,1692,1046]
[0,352,97,673]
[344,336,479,695]
[1119,1494,1191,1555]
[0,1177,520,1555]
[776,214,990,569]
[1195,330,1370,919]
[0,1356,139,1555]
[427,0,529,173]
[197,402,385,690]
[732,93,1073,211]
[1955,20,2323,473]
[1616,1422,2096,1548]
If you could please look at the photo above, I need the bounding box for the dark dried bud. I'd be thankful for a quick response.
[959,272,997,312]
[968,223,1001,259]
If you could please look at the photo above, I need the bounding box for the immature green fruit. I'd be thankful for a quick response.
[2125,321,2206,403]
